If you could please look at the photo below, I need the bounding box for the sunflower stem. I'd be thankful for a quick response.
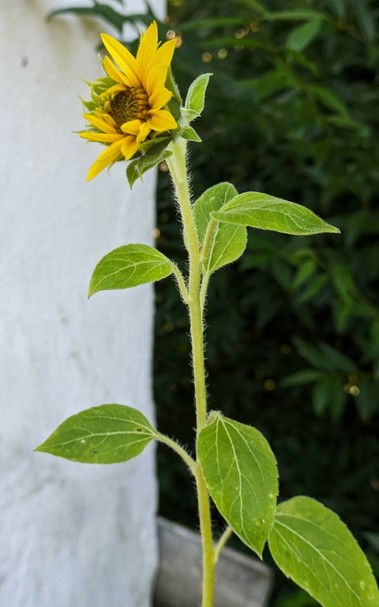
[214,526,233,564]
[167,139,215,607]
[155,432,198,477]
[172,263,190,304]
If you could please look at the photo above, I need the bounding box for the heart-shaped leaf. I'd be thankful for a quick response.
[35,404,157,464]
[269,496,379,607]
[212,192,340,236]
[198,412,278,557]
[89,244,173,296]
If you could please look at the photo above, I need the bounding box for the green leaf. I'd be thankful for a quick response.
[88,244,173,297]
[312,376,338,416]
[363,532,379,554]
[329,0,345,18]
[293,259,317,289]
[318,342,358,373]
[35,404,157,464]
[269,496,379,607]
[307,85,348,117]
[355,380,379,421]
[184,73,212,121]
[296,274,328,305]
[267,9,328,22]
[355,0,375,42]
[212,192,340,236]
[282,369,322,387]
[202,36,267,50]
[179,17,244,31]
[293,337,340,372]
[198,412,278,557]
[49,4,125,32]
[286,20,321,52]
[246,67,295,103]
[193,183,247,274]
[327,115,367,132]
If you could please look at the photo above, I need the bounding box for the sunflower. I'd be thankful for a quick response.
[80,22,177,181]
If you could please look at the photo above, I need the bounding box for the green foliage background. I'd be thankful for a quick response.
[154,0,379,603]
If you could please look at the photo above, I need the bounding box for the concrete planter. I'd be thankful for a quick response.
[154,518,273,607]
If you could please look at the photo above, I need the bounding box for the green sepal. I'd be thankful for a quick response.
[180,126,202,143]
[165,66,182,122]
[136,136,171,155]
[35,404,157,464]
[269,496,379,607]
[194,183,247,274]
[198,412,278,558]
[127,144,172,188]
[88,244,174,297]
[212,192,340,236]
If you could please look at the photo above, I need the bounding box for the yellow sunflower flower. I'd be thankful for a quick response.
[80,21,177,181]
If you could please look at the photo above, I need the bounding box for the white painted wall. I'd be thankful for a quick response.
[0,1,163,605]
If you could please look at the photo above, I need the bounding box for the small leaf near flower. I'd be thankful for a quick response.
[79,22,178,181]
[184,73,212,123]
[194,183,247,274]
[88,244,174,297]
[35,404,157,464]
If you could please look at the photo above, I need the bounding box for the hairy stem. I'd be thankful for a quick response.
[167,139,215,607]
[156,432,197,477]
[214,526,233,563]
[172,263,190,304]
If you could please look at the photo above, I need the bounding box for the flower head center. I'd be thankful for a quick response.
[109,88,150,127]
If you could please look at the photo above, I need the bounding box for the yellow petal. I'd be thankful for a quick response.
[136,21,158,71]
[147,109,177,132]
[149,88,172,110]
[121,119,143,136]
[101,33,142,88]
[83,113,117,134]
[121,136,139,160]
[144,64,168,97]
[103,56,129,86]
[80,132,124,143]
[86,139,123,181]
[98,112,117,127]
[103,83,126,98]
[154,39,176,69]
[136,122,151,143]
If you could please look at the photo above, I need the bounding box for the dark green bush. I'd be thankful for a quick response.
[155,0,379,602]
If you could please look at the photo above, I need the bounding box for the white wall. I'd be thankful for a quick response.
[0,1,163,605]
